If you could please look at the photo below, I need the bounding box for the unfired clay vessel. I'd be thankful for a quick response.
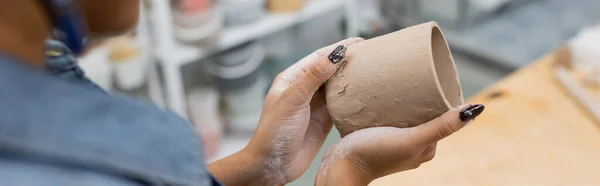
[326,22,464,137]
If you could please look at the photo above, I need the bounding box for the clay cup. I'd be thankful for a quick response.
[326,22,464,137]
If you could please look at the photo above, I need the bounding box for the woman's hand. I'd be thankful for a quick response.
[247,37,363,184]
[208,37,364,186]
[315,104,485,186]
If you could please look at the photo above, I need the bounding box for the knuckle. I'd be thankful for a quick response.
[436,117,457,139]
[274,73,287,83]
[274,73,283,80]
[280,87,310,107]
[308,63,329,81]
[424,151,436,162]
[410,164,421,170]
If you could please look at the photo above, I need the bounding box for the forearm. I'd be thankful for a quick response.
[315,158,375,186]
[208,148,283,186]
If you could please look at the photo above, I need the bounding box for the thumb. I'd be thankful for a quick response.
[294,44,349,93]
[283,38,362,103]
[268,37,363,98]
[412,104,485,145]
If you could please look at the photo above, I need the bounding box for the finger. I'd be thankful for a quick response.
[297,91,336,170]
[302,91,334,152]
[419,143,437,162]
[283,41,362,105]
[411,104,485,145]
[268,37,364,96]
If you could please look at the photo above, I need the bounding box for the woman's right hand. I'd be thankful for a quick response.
[315,104,485,186]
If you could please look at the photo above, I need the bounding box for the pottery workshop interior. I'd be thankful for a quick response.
[3,0,600,185]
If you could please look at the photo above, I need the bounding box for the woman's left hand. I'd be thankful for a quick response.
[247,38,363,185]
[209,38,363,186]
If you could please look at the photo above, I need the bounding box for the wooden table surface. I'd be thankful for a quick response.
[371,53,600,186]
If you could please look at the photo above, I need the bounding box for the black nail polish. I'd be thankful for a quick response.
[328,45,346,64]
[459,104,485,122]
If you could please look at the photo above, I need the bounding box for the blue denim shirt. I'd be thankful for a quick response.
[0,41,220,185]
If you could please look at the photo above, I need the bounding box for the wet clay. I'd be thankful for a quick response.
[325,22,463,137]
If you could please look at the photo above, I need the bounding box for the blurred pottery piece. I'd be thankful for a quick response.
[79,46,113,91]
[205,44,266,133]
[215,41,258,66]
[172,0,223,46]
[263,29,296,60]
[110,38,146,90]
[326,22,464,137]
[188,86,223,159]
[220,0,265,26]
[267,0,303,13]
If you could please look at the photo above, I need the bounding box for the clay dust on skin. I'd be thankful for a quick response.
[263,130,291,184]
[317,142,348,178]
[262,120,317,184]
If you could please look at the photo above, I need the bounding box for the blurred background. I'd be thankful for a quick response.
[79,0,600,185]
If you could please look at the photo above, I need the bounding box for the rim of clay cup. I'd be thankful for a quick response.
[426,22,464,110]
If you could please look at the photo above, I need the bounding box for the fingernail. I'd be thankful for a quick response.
[459,104,485,122]
[328,45,346,64]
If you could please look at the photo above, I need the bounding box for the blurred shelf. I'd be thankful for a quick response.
[150,0,356,116]
[159,0,348,67]
[443,0,600,69]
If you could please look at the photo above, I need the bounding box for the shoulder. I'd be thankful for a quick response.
[0,55,211,185]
